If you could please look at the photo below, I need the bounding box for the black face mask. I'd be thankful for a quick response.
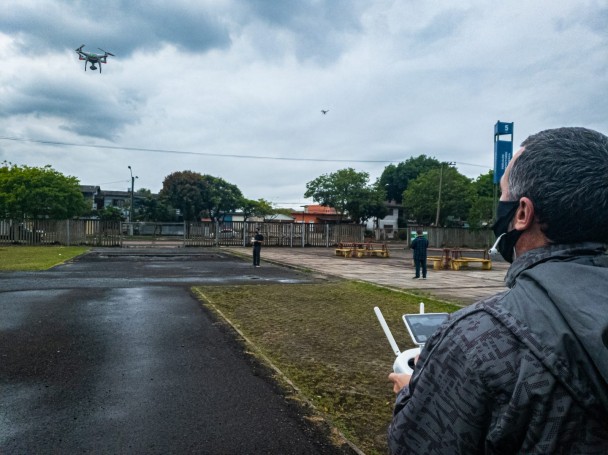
[490,200,523,263]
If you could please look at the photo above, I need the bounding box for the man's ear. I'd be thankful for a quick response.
[512,197,535,231]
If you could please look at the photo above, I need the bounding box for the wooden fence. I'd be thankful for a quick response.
[0,220,365,248]
[0,219,122,246]
[0,219,494,249]
[184,222,365,247]
[372,226,494,249]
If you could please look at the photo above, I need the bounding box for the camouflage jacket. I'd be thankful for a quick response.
[388,242,608,454]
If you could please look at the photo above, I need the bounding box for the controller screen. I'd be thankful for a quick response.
[402,313,448,345]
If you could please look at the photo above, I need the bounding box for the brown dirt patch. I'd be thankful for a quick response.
[194,281,459,455]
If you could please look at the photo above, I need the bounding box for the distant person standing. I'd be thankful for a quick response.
[410,229,428,279]
[252,228,264,267]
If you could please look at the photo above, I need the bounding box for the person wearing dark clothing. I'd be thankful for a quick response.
[252,229,264,267]
[389,243,608,453]
[387,127,608,454]
[410,229,429,279]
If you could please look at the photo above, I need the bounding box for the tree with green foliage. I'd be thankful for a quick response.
[346,185,388,224]
[0,162,88,219]
[241,198,274,221]
[160,171,244,222]
[160,171,207,221]
[97,206,125,221]
[403,165,474,226]
[136,188,176,222]
[468,170,498,228]
[378,155,441,203]
[304,168,387,223]
[199,175,243,222]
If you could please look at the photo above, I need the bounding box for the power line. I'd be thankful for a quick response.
[0,135,491,169]
[0,136,397,164]
[99,179,130,185]
[457,161,492,169]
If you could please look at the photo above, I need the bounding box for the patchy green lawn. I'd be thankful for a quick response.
[0,246,90,271]
[194,281,460,455]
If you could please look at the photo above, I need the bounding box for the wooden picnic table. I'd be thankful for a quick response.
[335,242,390,258]
[427,247,491,270]
[450,248,490,260]
[427,248,452,269]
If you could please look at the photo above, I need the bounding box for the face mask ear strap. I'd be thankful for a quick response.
[489,233,505,256]
[492,200,520,233]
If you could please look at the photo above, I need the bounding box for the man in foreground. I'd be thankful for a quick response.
[387,127,608,454]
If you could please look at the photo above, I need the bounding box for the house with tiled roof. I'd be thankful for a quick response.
[290,205,345,224]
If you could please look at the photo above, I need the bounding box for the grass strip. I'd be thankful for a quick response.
[0,246,90,270]
[194,281,460,455]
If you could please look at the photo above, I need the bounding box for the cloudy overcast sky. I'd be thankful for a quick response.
[1,0,606,208]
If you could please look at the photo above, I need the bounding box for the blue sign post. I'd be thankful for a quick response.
[494,121,514,184]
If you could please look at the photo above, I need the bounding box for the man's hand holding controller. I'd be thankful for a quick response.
[374,307,420,391]
[388,349,420,392]
[375,306,448,393]
[393,348,420,375]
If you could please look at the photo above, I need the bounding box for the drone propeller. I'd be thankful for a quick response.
[76,44,85,52]
[98,48,115,56]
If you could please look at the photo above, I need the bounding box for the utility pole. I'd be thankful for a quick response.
[435,162,455,226]
[127,165,138,223]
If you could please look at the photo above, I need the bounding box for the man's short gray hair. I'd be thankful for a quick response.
[509,127,608,244]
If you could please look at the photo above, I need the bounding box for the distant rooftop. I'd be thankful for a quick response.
[303,205,336,214]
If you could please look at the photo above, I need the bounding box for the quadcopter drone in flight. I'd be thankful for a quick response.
[75,45,114,73]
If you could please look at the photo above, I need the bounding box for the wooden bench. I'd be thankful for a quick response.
[335,248,353,257]
[451,257,492,271]
[369,248,390,258]
[353,248,367,258]
[427,256,445,270]
[363,243,389,258]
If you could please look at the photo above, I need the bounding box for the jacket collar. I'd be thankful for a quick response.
[505,242,607,288]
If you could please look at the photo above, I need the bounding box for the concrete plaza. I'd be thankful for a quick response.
[229,246,510,305]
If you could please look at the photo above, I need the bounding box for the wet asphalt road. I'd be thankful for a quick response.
[0,249,348,454]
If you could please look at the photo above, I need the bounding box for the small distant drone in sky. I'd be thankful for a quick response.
[75,45,114,73]
[321,109,329,115]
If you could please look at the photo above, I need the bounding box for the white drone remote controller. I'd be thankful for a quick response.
[374,306,420,375]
